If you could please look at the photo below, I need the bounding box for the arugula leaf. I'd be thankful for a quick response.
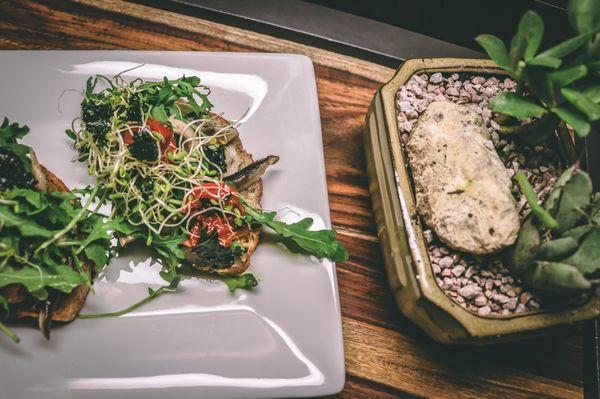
[0,205,53,238]
[244,205,348,262]
[77,216,131,253]
[151,229,187,271]
[83,242,110,268]
[150,104,169,122]
[0,265,88,301]
[2,188,47,215]
[220,273,258,292]
[0,117,29,145]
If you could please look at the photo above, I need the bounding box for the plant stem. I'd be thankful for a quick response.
[79,284,174,319]
[515,172,559,229]
[0,321,20,343]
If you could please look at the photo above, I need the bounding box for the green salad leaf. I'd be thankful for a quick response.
[220,274,258,292]
[0,265,88,301]
[244,205,348,262]
[0,117,29,145]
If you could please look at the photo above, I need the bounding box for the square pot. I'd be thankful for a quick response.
[364,58,600,344]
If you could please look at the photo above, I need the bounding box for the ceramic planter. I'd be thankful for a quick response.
[364,58,600,345]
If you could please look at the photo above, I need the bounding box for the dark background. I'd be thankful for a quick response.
[306,0,571,51]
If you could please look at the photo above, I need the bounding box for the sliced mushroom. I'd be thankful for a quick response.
[224,155,279,191]
[117,233,136,248]
[29,149,48,192]
[38,300,53,340]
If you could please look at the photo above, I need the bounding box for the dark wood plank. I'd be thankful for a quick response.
[0,1,584,398]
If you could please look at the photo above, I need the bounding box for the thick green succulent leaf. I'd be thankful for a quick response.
[563,225,594,240]
[526,261,591,294]
[591,192,600,224]
[561,88,600,121]
[510,11,545,63]
[538,30,599,58]
[567,0,600,34]
[489,92,547,120]
[589,60,600,75]
[543,166,592,232]
[555,170,593,232]
[552,105,592,137]
[548,65,588,88]
[510,216,541,274]
[584,85,600,103]
[561,228,600,275]
[544,165,576,212]
[527,56,562,68]
[475,34,513,72]
[539,237,579,260]
[523,66,555,106]
[499,113,560,145]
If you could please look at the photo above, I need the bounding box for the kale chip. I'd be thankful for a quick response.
[204,145,227,173]
[193,235,245,269]
[129,131,158,162]
[0,147,36,190]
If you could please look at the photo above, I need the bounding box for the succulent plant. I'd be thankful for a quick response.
[510,165,599,299]
[476,0,600,144]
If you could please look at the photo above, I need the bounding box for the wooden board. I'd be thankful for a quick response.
[0,1,584,397]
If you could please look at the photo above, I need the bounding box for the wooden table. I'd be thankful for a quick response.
[0,1,585,397]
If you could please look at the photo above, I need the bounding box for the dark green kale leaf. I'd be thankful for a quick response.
[129,131,158,162]
[204,145,227,172]
[193,235,246,269]
[126,93,143,124]
[0,118,36,191]
[81,100,112,145]
[0,147,36,191]
[134,175,154,197]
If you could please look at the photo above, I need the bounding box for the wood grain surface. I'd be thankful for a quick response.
[0,1,585,398]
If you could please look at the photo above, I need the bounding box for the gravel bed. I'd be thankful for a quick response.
[396,72,565,317]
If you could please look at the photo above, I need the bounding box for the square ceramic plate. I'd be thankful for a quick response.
[0,51,344,399]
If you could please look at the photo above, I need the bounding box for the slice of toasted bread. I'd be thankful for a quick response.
[15,166,92,322]
[188,115,262,276]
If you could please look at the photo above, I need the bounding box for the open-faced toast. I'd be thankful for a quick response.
[4,166,92,323]
[185,115,263,276]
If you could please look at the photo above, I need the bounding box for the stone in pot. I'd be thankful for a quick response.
[407,101,519,254]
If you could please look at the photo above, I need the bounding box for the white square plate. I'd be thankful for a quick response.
[0,51,344,399]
